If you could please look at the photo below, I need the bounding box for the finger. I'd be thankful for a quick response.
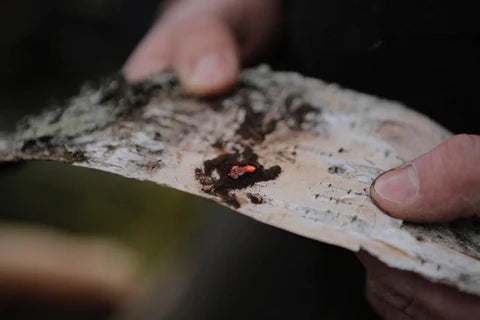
[123,19,173,82]
[365,277,413,320]
[359,252,480,320]
[172,16,240,96]
[359,252,424,318]
[371,134,480,222]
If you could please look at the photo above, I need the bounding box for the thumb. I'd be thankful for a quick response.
[371,134,480,222]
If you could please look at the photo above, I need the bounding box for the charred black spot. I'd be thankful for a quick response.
[21,139,38,152]
[328,166,346,175]
[195,147,281,208]
[21,136,54,152]
[201,95,226,112]
[236,106,277,142]
[38,136,53,144]
[285,94,301,111]
[233,88,278,142]
[284,94,321,130]
[226,197,241,209]
[247,193,264,204]
[99,75,128,104]
[290,103,320,129]
[211,139,225,150]
[72,151,86,162]
[125,81,158,109]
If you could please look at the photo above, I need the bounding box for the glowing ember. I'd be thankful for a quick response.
[228,165,256,179]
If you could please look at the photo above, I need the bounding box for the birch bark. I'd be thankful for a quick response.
[1,66,478,295]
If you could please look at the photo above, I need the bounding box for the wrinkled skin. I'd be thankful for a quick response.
[358,252,480,320]
[124,1,480,318]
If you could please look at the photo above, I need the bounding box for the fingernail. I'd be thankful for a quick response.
[373,164,419,204]
[189,52,232,85]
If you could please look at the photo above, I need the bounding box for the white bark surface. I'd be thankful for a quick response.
[1,66,479,295]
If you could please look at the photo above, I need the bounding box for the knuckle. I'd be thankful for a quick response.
[365,278,416,320]
[440,134,480,172]
[447,134,480,157]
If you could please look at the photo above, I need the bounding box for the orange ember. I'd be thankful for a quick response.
[228,165,256,179]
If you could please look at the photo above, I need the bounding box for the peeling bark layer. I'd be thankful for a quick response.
[1,66,479,295]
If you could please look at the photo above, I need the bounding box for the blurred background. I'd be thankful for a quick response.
[0,1,377,319]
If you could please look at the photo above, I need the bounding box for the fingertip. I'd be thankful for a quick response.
[369,165,421,222]
[172,18,240,96]
[123,55,170,82]
[370,134,480,223]
[356,251,376,271]
[122,21,172,82]
[180,51,239,96]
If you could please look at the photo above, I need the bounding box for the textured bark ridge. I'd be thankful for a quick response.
[1,66,479,295]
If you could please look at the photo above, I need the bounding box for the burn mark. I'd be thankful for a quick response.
[21,140,40,153]
[328,166,346,175]
[122,79,163,110]
[235,95,278,142]
[247,193,264,204]
[72,151,86,162]
[290,103,320,129]
[18,133,87,164]
[195,147,281,208]
[95,73,165,112]
[153,132,162,141]
[285,94,321,129]
[211,139,225,150]
[98,75,128,104]
[201,95,226,112]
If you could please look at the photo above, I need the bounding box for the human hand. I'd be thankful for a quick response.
[371,134,480,222]
[358,252,480,320]
[362,134,480,319]
[123,0,281,96]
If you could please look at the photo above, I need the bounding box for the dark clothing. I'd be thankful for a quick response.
[282,0,480,133]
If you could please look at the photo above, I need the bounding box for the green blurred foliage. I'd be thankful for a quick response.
[0,161,213,269]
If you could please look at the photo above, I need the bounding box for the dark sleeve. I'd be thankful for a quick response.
[276,0,480,133]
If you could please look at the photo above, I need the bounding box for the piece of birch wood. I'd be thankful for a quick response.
[1,66,479,295]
